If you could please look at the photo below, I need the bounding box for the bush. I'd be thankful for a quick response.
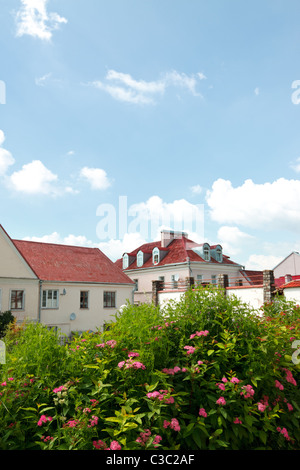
[0,311,14,339]
[0,287,299,450]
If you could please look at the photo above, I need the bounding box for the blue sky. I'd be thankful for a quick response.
[1,0,300,269]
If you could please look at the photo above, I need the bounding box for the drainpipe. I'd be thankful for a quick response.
[38,280,43,323]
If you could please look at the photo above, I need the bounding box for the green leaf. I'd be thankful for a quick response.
[207,350,215,356]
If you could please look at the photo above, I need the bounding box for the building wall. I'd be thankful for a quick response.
[283,287,300,304]
[38,282,134,336]
[226,286,264,310]
[0,230,36,279]
[0,278,39,322]
[274,253,300,278]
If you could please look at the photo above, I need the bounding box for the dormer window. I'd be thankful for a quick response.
[123,253,129,269]
[152,247,160,265]
[216,246,223,262]
[203,244,210,261]
[137,251,144,267]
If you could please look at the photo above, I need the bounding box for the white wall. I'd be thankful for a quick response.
[283,287,300,304]
[226,286,264,309]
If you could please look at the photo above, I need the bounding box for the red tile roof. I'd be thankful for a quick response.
[13,239,134,285]
[115,236,241,271]
[281,280,300,289]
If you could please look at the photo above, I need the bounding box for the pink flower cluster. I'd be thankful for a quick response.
[161,365,187,375]
[37,415,53,427]
[118,353,146,370]
[183,346,196,355]
[96,339,117,349]
[93,439,122,450]
[282,368,297,386]
[41,435,54,443]
[136,429,162,447]
[198,408,207,418]
[1,378,14,387]
[53,385,67,394]
[277,427,292,441]
[146,389,174,404]
[240,384,255,399]
[257,395,269,413]
[234,417,242,424]
[275,380,284,391]
[87,415,99,428]
[163,418,180,432]
[190,330,209,339]
[216,396,226,406]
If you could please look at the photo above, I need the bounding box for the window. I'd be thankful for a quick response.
[42,290,59,308]
[197,274,203,285]
[211,275,217,285]
[158,276,165,288]
[216,247,223,262]
[137,251,144,267]
[10,290,24,310]
[104,291,116,308]
[171,274,178,289]
[80,291,89,309]
[204,246,210,261]
[122,254,129,269]
[133,279,139,292]
[152,247,160,265]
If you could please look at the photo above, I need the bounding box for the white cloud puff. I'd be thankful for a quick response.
[9,160,58,195]
[206,178,300,231]
[80,167,111,191]
[15,0,67,41]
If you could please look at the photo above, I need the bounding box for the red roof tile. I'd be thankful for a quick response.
[282,280,300,289]
[13,239,134,284]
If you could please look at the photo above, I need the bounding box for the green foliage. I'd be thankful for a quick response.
[0,311,14,338]
[0,287,299,450]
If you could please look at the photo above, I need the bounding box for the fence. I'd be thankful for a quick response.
[153,271,275,309]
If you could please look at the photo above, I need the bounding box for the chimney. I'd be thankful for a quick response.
[161,230,188,248]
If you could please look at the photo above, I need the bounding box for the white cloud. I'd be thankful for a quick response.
[88,69,204,105]
[9,160,58,195]
[35,72,52,86]
[245,254,283,271]
[206,178,300,231]
[127,196,204,240]
[217,226,254,256]
[290,157,300,173]
[254,87,260,96]
[190,184,203,194]
[15,0,67,41]
[80,167,111,191]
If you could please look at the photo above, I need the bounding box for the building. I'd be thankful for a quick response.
[0,225,134,336]
[115,230,261,304]
[273,252,300,288]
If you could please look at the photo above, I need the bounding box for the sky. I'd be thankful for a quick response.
[1,0,300,270]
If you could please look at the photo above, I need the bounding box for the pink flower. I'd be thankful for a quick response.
[234,418,242,424]
[109,440,121,450]
[170,418,181,431]
[163,420,170,429]
[275,380,284,391]
[257,402,267,412]
[240,384,255,399]
[1,382,6,387]
[282,368,297,386]
[93,440,107,450]
[53,385,67,393]
[230,377,240,384]
[37,415,53,426]
[199,408,207,418]
[216,396,226,406]
[216,382,226,391]
[153,435,162,446]
[184,345,196,354]
[277,427,291,441]
[128,352,139,358]
[95,343,105,348]
[287,403,294,412]
[118,361,125,368]
[88,415,99,428]
[106,340,117,348]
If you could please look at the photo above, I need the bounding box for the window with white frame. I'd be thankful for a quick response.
[216,247,223,262]
[152,247,160,265]
[122,254,129,269]
[137,251,144,267]
[42,290,59,309]
[211,275,217,285]
[197,274,203,285]
[171,274,178,289]
[204,245,210,261]
[10,290,25,310]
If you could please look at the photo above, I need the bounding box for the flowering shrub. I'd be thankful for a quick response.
[0,287,299,450]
